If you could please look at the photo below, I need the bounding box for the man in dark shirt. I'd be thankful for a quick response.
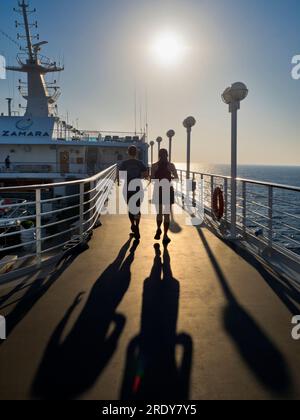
[119,146,148,240]
[5,156,11,171]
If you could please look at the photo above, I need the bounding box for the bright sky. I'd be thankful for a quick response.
[0,0,300,165]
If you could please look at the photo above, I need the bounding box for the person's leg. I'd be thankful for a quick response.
[128,212,136,232]
[133,196,142,239]
[154,207,163,240]
[163,214,171,245]
[135,212,141,228]
[164,214,170,235]
[163,200,172,245]
[127,191,137,234]
[133,213,141,239]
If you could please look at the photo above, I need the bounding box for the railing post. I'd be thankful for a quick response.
[242,182,247,237]
[35,188,42,266]
[224,178,228,223]
[79,182,84,241]
[192,172,196,207]
[211,175,214,217]
[180,170,184,207]
[268,186,273,248]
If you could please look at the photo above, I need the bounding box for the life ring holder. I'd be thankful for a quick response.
[212,187,225,221]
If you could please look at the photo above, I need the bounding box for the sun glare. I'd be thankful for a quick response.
[151,32,186,66]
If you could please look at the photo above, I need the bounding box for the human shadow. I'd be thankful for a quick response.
[0,251,81,344]
[121,244,193,400]
[169,207,182,234]
[197,228,292,396]
[31,238,139,400]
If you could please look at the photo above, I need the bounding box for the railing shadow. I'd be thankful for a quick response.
[31,238,139,400]
[196,227,292,396]
[0,250,84,344]
[121,244,193,400]
[228,243,300,316]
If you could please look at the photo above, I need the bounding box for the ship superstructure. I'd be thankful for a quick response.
[0,1,148,187]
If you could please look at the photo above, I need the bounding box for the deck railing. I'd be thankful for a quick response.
[0,165,299,282]
[0,162,116,176]
[0,165,117,283]
[178,169,300,274]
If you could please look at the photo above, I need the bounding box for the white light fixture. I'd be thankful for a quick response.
[183,116,196,180]
[222,82,248,239]
[167,130,175,162]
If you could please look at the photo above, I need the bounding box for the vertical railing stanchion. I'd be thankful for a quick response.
[242,181,247,237]
[224,178,228,223]
[35,188,42,266]
[79,182,84,241]
[192,172,196,207]
[180,170,184,207]
[268,186,273,248]
[210,175,214,217]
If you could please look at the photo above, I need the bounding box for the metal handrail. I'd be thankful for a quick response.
[0,165,117,282]
[178,169,300,275]
[178,168,300,192]
[0,165,116,192]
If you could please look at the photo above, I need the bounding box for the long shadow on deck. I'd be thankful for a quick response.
[197,228,292,397]
[121,245,193,400]
[31,238,138,400]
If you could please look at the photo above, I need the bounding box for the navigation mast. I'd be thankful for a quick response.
[6,1,64,118]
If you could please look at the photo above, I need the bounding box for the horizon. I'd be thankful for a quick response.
[1,0,300,166]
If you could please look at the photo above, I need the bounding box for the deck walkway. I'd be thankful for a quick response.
[0,211,300,400]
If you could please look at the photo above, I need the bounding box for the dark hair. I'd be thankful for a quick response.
[158,148,169,170]
[128,145,138,157]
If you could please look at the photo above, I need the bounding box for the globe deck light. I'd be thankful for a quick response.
[183,116,196,180]
[156,136,163,156]
[183,116,196,130]
[167,130,175,162]
[222,82,248,107]
[222,82,248,239]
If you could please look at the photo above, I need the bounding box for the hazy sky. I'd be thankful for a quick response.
[0,0,300,165]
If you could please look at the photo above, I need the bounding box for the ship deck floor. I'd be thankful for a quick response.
[0,210,300,400]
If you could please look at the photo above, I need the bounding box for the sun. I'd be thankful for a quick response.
[151,32,186,66]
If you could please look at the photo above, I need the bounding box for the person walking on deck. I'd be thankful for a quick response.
[5,155,11,171]
[118,145,149,240]
[151,149,179,245]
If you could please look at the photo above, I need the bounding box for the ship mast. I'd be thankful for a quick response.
[6,1,64,118]
[20,0,34,62]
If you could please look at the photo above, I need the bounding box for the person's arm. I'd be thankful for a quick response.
[140,162,149,180]
[150,163,157,181]
[170,163,179,181]
[117,162,125,186]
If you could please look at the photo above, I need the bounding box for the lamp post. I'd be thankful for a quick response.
[167,130,175,163]
[149,141,155,166]
[183,116,196,180]
[156,136,163,157]
[222,82,248,239]
[5,98,12,117]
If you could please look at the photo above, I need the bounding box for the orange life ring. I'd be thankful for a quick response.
[212,187,224,221]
